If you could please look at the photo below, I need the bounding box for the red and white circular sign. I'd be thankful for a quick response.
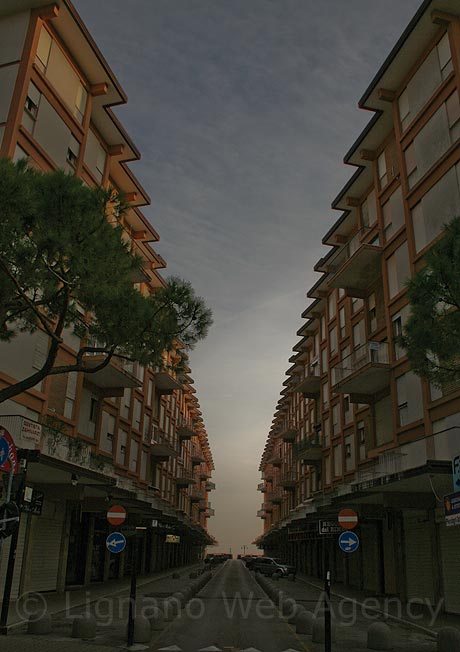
[107,505,127,526]
[338,508,358,530]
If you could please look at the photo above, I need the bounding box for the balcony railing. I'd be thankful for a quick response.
[331,341,390,400]
[293,364,321,398]
[279,470,297,489]
[293,436,322,464]
[276,422,297,442]
[326,228,382,294]
[82,353,142,396]
[257,482,267,492]
[267,488,284,504]
[176,418,196,440]
[257,509,268,519]
[191,443,205,465]
[150,429,179,460]
[262,502,273,512]
[205,508,215,518]
[267,454,282,467]
[174,466,196,487]
[190,489,206,502]
[154,366,182,395]
[205,480,216,492]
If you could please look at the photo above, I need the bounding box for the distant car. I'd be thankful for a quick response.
[252,557,296,577]
[243,555,262,570]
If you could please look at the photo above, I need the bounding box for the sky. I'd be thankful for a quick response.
[74,0,421,554]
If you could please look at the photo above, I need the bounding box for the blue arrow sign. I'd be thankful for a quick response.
[106,531,126,554]
[0,438,9,470]
[339,531,359,553]
[452,452,460,492]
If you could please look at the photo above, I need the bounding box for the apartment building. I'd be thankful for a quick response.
[257,0,460,615]
[0,0,215,599]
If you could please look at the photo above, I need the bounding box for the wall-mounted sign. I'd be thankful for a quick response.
[166,534,180,544]
[444,491,460,527]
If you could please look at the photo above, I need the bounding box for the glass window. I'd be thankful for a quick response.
[396,371,424,426]
[378,152,387,188]
[386,242,410,298]
[328,292,336,320]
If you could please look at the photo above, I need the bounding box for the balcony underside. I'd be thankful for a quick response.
[177,425,195,439]
[155,372,182,394]
[280,480,296,490]
[294,376,321,398]
[329,246,382,293]
[333,364,389,399]
[294,445,322,464]
[84,356,141,394]
[268,456,282,467]
[278,428,296,442]
[151,442,178,461]
[175,477,196,487]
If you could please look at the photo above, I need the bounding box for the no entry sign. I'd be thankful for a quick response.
[338,508,358,530]
[107,505,127,526]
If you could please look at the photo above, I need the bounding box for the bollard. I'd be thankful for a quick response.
[288,603,306,625]
[295,610,315,635]
[131,615,151,644]
[71,614,96,640]
[367,622,393,650]
[312,616,336,643]
[147,606,164,631]
[27,613,52,635]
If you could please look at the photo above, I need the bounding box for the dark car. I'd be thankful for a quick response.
[252,557,296,577]
[243,555,261,570]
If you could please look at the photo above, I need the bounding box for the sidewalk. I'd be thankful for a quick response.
[4,561,203,630]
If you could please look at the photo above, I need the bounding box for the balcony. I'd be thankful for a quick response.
[257,509,268,519]
[279,471,297,490]
[267,488,283,504]
[190,489,205,503]
[262,471,273,481]
[267,455,282,467]
[293,364,321,399]
[326,229,382,295]
[176,418,196,440]
[276,422,297,442]
[198,499,209,511]
[205,508,215,518]
[150,432,179,461]
[175,467,196,487]
[154,367,182,395]
[191,443,205,466]
[262,502,273,513]
[205,481,216,492]
[331,341,390,402]
[199,464,211,480]
[82,354,142,396]
[293,437,322,464]
[257,482,267,492]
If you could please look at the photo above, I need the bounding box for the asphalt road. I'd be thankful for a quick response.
[151,560,308,652]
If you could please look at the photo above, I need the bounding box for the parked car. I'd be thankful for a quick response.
[252,557,296,577]
[243,555,261,570]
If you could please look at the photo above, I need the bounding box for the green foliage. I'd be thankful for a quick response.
[401,216,460,387]
[0,158,212,400]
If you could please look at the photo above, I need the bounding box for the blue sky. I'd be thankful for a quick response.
[74,0,421,553]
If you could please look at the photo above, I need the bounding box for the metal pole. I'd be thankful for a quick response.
[324,544,332,652]
[127,534,138,647]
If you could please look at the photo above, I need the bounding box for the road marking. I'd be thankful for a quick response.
[158,647,183,651]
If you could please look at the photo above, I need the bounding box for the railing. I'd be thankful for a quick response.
[191,490,206,502]
[257,509,268,518]
[257,482,267,492]
[267,488,284,502]
[331,341,389,386]
[205,508,215,517]
[191,443,204,459]
[261,471,273,481]
[176,418,196,437]
[175,466,195,483]
[151,428,180,453]
[326,227,377,273]
[205,480,216,491]
[293,436,322,457]
[280,470,297,484]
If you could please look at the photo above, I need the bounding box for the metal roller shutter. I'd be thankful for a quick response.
[361,523,381,594]
[0,513,28,600]
[28,500,65,592]
[404,511,435,604]
[439,523,460,614]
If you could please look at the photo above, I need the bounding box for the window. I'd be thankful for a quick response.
[321,348,327,374]
[353,320,365,349]
[357,421,366,460]
[345,435,355,472]
[333,445,342,477]
[322,381,329,409]
[320,315,326,340]
[377,152,387,188]
[412,165,460,253]
[121,388,131,419]
[89,397,98,423]
[143,413,151,442]
[329,326,337,354]
[382,186,405,241]
[361,191,377,228]
[147,379,154,406]
[398,34,453,132]
[129,439,139,473]
[64,372,78,419]
[396,371,424,426]
[23,82,41,133]
[368,293,377,333]
[386,242,410,299]
[66,134,80,169]
[116,429,128,465]
[84,130,106,183]
[133,398,142,430]
[344,395,352,424]
[352,296,364,314]
[332,403,340,435]
[100,411,115,454]
[375,395,393,446]
[328,292,336,320]
[339,307,346,339]
[391,306,409,360]
[324,455,331,485]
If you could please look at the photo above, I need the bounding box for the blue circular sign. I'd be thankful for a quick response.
[106,531,126,554]
[0,438,10,471]
[338,531,360,553]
